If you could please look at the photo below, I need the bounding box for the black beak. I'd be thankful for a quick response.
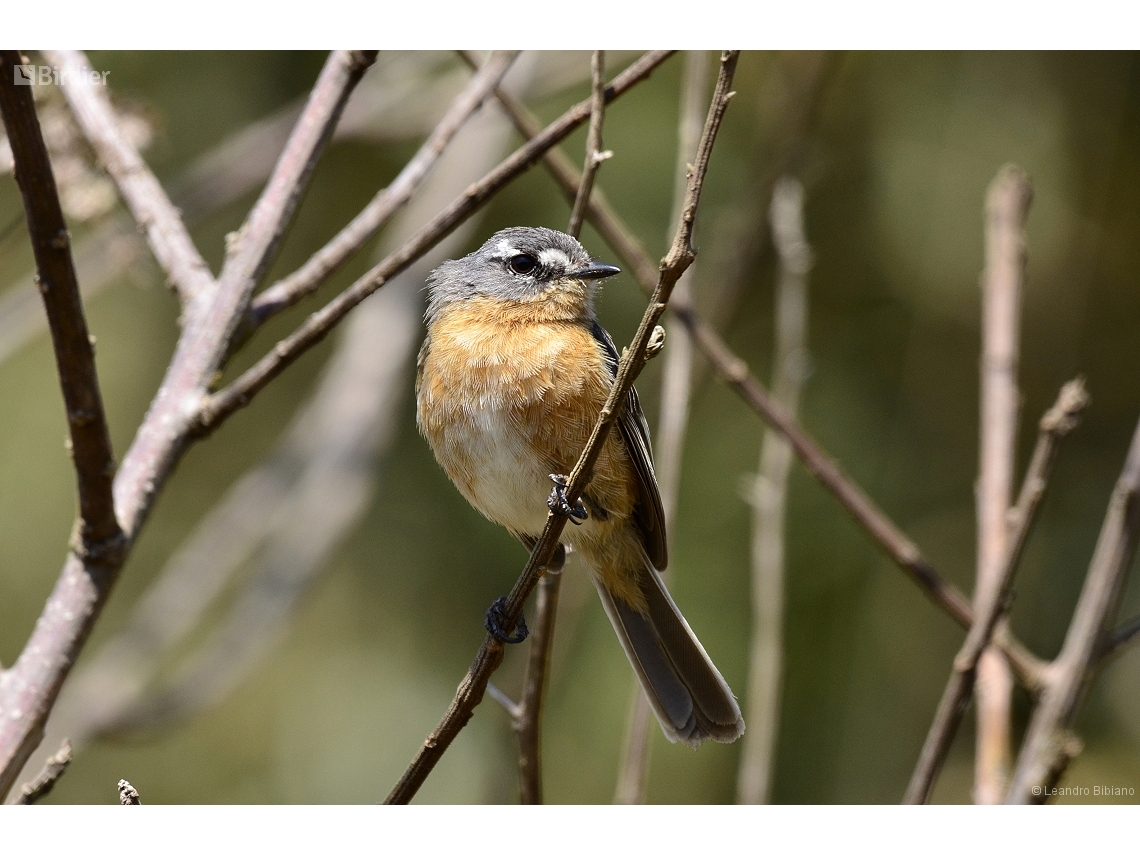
[579,261,622,280]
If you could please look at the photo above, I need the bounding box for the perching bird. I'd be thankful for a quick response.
[415,226,744,746]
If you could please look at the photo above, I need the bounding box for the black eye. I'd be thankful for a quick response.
[509,254,537,275]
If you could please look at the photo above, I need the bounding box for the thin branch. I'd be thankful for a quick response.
[383,50,739,806]
[614,49,709,806]
[737,175,812,805]
[974,164,1032,804]
[0,50,122,555]
[245,50,517,329]
[566,51,610,239]
[475,55,1048,692]
[196,50,674,435]
[13,740,71,805]
[1007,412,1140,803]
[512,547,566,805]
[0,52,374,800]
[44,50,215,305]
[904,378,1089,804]
[211,49,378,330]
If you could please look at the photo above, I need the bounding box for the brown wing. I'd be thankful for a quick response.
[589,319,668,570]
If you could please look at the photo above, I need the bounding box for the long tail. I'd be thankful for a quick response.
[593,561,744,747]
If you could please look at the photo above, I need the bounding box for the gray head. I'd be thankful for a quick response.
[425,226,620,325]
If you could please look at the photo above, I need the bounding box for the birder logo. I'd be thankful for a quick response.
[12,64,110,87]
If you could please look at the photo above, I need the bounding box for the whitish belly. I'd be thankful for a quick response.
[443,405,554,539]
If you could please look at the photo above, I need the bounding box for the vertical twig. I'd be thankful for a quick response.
[736,176,812,804]
[614,49,710,805]
[511,547,566,804]
[383,50,739,805]
[904,379,1089,804]
[974,165,1032,804]
[1006,413,1140,802]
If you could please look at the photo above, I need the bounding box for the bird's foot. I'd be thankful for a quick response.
[547,474,588,524]
[484,596,528,644]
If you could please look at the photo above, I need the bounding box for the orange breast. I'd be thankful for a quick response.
[417,297,637,539]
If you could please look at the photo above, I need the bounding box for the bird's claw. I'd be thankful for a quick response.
[548,474,588,524]
[485,596,528,644]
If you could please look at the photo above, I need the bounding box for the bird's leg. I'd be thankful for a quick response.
[547,474,588,524]
[485,596,529,644]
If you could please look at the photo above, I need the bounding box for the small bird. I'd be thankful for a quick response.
[416,226,744,746]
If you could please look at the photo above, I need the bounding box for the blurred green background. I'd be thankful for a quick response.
[1,51,1139,804]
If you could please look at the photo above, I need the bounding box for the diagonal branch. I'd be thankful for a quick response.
[245,51,517,330]
[196,50,674,435]
[904,378,1089,804]
[13,739,71,805]
[383,49,739,806]
[1006,411,1140,803]
[211,49,378,333]
[44,50,215,305]
[474,55,1048,692]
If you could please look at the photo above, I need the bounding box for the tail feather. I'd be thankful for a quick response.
[593,563,744,747]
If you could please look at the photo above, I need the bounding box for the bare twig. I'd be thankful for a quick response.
[1006,412,1140,803]
[13,740,71,805]
[117,779,141,805]
[246,50,517,329]
[212,50,379,327]
[44,50,215,305]
[0,50,122,556]
[904,378,1089,804]
[512,546,566,805]
[973,164,1032,804]
[736,176,812,805]
[0,51,374,800]
[476,56,1047,691]
[197,51,674,434]
[383,50,739,805]
[566,52,611,239]
[614,49,709,806]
